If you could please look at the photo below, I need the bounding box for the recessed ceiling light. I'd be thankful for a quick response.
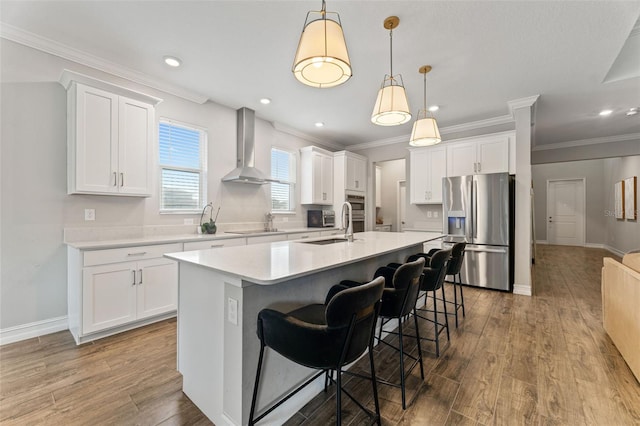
[315,122,324,128]
[599,109,613,116]
[260,98,271,105]
[163,56,182,67]
[626,107,638,116]
[428,105,440,112]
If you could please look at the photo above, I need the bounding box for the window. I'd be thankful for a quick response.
[271,148,296,212]
[159,120,207,212]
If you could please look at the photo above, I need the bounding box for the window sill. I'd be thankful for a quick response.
[271,211,296,215]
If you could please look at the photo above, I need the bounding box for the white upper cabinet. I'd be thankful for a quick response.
[446,133,511,176]
[300,146,334,205]
[342,153,366,192]
[61,71,161,197]
[409,146,447,204]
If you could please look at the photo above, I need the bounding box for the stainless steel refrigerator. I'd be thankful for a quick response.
[442,173,514,291]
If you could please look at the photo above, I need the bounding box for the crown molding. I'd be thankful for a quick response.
[532,132,640,151]
[0,23,209,104]
[271,122,345,151]
[508,95,540,112]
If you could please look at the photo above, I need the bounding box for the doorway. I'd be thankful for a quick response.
[546,178,586,246]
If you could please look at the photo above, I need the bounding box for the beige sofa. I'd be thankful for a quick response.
[602,252,640,383]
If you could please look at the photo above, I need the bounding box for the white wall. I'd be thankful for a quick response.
[532,159,606,244]
[603,156,640,254]
[0,39,331,330]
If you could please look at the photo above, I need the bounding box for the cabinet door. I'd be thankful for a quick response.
[427,147,447,203]
[74,84,119,194]
[183,238,246,251]
[82,262,137,334]
[410,149,430,204]
[346,156,366,191]
[118,97,152,196]
[247,234,287,244]
[446,141,476,177]
[476,137,509,174]
[136,258,178,320]
[320,154,334,204]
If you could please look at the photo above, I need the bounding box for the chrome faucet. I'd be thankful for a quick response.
[341,201,354,242]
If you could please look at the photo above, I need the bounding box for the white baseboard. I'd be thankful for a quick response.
[513,284,532,296]
[585,242,606,249]
[535,240,548,245]
[604,245,626,257]
[0,316,68,346]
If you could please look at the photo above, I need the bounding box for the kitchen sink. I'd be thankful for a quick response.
[300,238,350,245]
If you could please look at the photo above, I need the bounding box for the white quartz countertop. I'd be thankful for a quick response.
[65,228,336,250]
[165,231,443,285]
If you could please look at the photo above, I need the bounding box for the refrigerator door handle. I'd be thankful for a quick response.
[464,246,508,254]
[472,179,478,239]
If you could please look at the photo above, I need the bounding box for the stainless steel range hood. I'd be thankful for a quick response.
[222,107,274,184]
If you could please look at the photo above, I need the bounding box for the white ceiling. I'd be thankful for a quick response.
[2,1,640,149]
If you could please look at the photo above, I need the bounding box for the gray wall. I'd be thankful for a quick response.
[532,159,606,244]
[0,39,330,330]
[532,139,640,164]
[604,156,640,253]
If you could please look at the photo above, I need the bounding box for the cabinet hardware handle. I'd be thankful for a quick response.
[132,270,136,286]
[138,269,143,284]
[300,235,309,239]
[477,163,481,172]
[113,172,117,187]
[120,173,124,187]
[210,244,224,248]
[127,252,147,256]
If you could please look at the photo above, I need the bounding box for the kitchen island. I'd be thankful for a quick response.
[165,231,442,425]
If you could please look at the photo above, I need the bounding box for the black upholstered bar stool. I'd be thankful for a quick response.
[409,249,451,357]
[426,242,467,328]
[340,258,425,409]
[249,276,385,426]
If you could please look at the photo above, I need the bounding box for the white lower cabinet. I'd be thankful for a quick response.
[69,243,180,344]
[287,231,323,241]
[183,238,246,251]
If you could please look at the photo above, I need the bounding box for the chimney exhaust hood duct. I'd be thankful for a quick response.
[221,107,275,184]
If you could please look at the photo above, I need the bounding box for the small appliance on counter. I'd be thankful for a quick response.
[307,210,335,228]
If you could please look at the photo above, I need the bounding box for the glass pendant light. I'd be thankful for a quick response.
[409,65,442,146]
[371,16,411,126]
[292,0,352,88]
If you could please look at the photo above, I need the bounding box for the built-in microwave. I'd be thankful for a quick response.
[308,210,335,228]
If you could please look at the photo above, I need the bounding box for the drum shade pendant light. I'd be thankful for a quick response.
[371,16,411,126]
[292,0,352,88]
[409,65,442,146]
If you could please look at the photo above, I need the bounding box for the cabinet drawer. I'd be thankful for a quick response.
[287,231,322,241]
[184,238,246,251]
[83,243,182,267]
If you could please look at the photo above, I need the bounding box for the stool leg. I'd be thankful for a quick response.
[441,285,450,341]
[368,338,381,425]
[336,365,342,425]
[249,342,265,426]
[458,273,465,317]
[413,307,425,379]
[432,289,440,357]
[452,275,459,328]
[398,317,406,410]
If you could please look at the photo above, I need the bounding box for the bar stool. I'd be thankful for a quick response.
[410,249,451,357]
[249,276,385,426]
[340,258,425,409]
[426,242,467,328]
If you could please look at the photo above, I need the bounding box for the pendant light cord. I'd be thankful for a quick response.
[423,71,427,110]
[389,28,394,78]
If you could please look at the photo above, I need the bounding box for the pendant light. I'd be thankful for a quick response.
[409,65,442,146]
[292,0,352,88]
[371,16,411,126]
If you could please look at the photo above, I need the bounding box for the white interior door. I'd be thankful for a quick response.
[397,181,406,232]
[547,179,585,246]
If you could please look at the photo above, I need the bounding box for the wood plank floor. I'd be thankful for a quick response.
[1,245,639,425]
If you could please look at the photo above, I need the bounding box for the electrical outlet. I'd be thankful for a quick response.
[427,211,432,218]
[433,211,439,218]
[228,297,238,325]
[84,209,95,221]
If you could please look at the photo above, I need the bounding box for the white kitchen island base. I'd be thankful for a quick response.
[167,232,442,425]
